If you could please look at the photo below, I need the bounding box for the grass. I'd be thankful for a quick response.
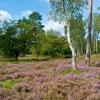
[0,55,51,64]
[96,75,100,80]
[0,79,20,89]
[63,67,81,75]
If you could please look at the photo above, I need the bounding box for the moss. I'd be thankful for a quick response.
[63,67,81,75]
[0,79,20,89]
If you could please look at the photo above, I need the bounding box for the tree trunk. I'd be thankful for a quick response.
[15,55,18,61]
[93,32,96,53]
[85,0,92,64]
[62,0,77,69]
[34,33,39,58]
[65,23,77,70]
[96,33,98,53]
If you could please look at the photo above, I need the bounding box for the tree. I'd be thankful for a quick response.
[70,16,86,56]
[0,21,20,60]
[41,29,71,57]
[49,0,86,69]
[0,12,44,60]
[28,12,44,58]
[85,0,93,64]
[93,13,100,53]
[17,17,34,57]
[17,12,44,58]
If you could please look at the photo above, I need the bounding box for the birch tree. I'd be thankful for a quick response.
[49,0,86,69]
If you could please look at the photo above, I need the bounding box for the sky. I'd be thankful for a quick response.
[0,0,100,33]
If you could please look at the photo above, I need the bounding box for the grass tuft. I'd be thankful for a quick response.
[63,67,81,75]
[0,79,20,89]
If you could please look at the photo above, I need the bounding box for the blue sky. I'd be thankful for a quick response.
[0,0,50,19]
[0,0,100,32]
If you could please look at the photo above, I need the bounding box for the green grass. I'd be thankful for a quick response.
[63,67,81,75]
[96,75,100,80]
[0,79,20,89]
[0,55,50,64]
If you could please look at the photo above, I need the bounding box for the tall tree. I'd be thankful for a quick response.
[29,12,44,58]
[0,21,20,60]
[49,0,86,69]
[85,0,93,64]
[93,13,100,53]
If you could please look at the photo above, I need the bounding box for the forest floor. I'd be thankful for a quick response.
[0,55,100,100]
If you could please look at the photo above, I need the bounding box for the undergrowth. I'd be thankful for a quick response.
[63,67,81,75]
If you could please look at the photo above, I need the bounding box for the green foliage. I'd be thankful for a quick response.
[93,13,100,32]
[70,17,86,55]
[92,13,100,53]
[49,0,87,22]
[0,11,44,60]
[0,80,19,89]
[0,22,20,59]
[63,67,81,75]
[40,30,71,57]
[49,0,87,57]
[0,9,88,59]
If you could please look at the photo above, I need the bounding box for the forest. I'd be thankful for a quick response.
[0,0,100,100]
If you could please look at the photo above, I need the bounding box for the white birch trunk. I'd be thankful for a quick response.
[65,22,77,70]
[61,0,77,69]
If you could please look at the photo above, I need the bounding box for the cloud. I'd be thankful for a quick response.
[0,10,12,23]
[21,10,33,18]
[44,20,64,34]
[45,0,49,3]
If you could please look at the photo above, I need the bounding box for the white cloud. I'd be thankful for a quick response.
[0,10,12,23]
[21,10,33,18]
[44,20,64,34]
[45,0,49,3]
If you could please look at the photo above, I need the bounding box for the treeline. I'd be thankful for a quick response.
[0,11,100,61]
[0,12,71,60]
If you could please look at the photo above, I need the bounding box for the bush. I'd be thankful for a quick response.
[40,33,71,57]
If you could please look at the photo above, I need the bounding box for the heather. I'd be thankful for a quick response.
[0,56,100,100]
